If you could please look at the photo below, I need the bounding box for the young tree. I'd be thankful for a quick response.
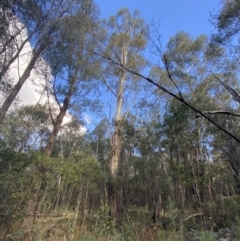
[0,104,50,151]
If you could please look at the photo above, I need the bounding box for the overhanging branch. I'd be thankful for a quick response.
[203,110,240,117]
[106,57,240,144]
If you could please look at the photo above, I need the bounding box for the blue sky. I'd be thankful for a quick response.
[97,0,220,45]
[13,1,224,133]
[78,1,222,129]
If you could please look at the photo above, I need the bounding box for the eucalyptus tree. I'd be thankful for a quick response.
[208,1,240,111]
[0,0,95,124]
[210,0,240,193]
[96,8,148,222]
[211,0,240,46]
[44,1,100,156]
[99,8,148,178]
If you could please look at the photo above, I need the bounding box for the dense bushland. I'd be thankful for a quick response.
[1,0,240,240]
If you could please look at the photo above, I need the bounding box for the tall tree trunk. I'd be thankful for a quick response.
[111,129,122,177]
[110,69,125,177]
[108,181,123,224]
[109,69,126,224]
[0,45,45,123]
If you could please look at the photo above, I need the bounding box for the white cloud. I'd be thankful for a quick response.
[2,19,85,134]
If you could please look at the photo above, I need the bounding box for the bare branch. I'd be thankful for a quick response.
[101,74,117,97]
[203,110,240,117]
[161,53,183,99]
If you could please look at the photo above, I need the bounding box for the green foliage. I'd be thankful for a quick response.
[0,150,104,239]
[105,8,148,55]
[212,0,240,43]
[166,198,181,229]
[0,151,39,237]
[95,200,115,235]
[0,105,51,151]
[57,152,103,187]
[88,118,111,166]
[120,215,137,241]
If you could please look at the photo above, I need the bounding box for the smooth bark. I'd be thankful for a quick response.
[0,45,45,123]
[111,69,126,177]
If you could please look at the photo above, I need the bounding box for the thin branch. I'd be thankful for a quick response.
[101,74,117,97]
[212,73,240,104]
[161,53,183,99]
[148,31,183,97]
[203,110,240,117]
